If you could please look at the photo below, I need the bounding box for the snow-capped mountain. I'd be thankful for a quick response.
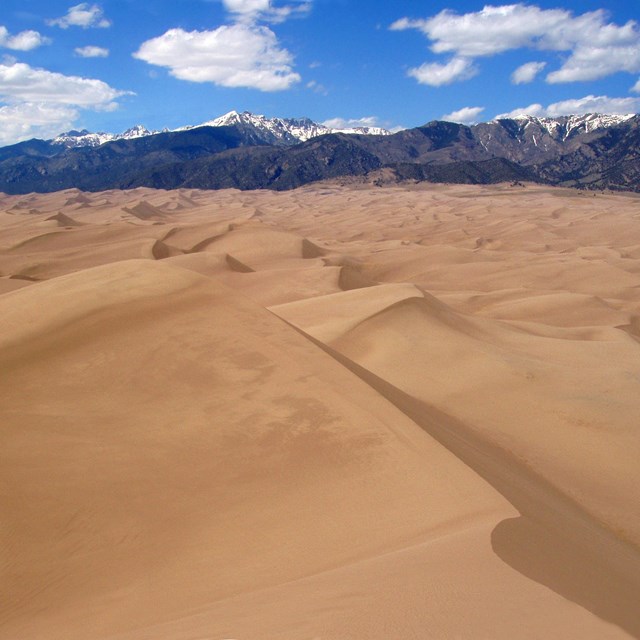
[52,125,163,148]
[178,111,391,143]
[53,111,391,149]
[3,111,639,195]
[469,112,638,165]
[51,111,632,153]
[494,113,635,140]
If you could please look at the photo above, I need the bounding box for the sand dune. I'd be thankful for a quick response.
[45,212,84,227]
[1,182,639,639]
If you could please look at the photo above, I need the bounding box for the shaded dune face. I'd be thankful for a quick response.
[1,183,640,639]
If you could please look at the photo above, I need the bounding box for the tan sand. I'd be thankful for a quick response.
[1,182,639,639]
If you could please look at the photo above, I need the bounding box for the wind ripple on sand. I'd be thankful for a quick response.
[1,183,640,639]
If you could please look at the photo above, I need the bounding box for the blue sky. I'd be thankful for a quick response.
[1,0,639,144]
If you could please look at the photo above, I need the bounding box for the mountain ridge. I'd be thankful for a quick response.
[47,111,635,151]
[0,112,638,195]
[49,110,392,150]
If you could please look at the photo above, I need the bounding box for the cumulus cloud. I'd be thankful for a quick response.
[391,6,562,57]
[390,5,637,57]
[496,94,640,119]
[222,0,311,23]
[408,57,478,86]
[223,0,270,13]
[135,0,308,91]
[0,102,78,146]
[511,61,546,84]
[48,3,111,29]
[134,24,300,91]
[0,61,131,144]
[75,45,109,58]
[442,106,485,124]
[0,26,50,51]
[391,4,640,84]
[0,62,128,108]
[546,45,640,83]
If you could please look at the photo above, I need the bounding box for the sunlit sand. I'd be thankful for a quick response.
[1,182,639,639]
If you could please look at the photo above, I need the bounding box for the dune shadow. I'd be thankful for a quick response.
[492,516,640,637]
[274,320,640,637]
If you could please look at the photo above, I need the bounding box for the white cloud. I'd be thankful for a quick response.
[0,102,77,146]
[497,103,545,118]
[511,61,546,84]
[134,24,300,91]
[322,116,382,129]
[222,0,311,23]
[391,4,640,84]
[442,106,485,124]
[547,45,640,83]
[321,116,404,132]
[632,78,640,93]
[48,3,111,29]
[0,26,50,51]
[408,57,478,86]
[391,5,637,57]
[496,94,640,119]
[223,0,270,14]
[306,79,327,95]
[0,62,128,108]
[0,61,131,145]
[75,45,109,58]
[391,6,562,57]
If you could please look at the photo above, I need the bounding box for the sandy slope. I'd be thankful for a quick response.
[1,183,639,639]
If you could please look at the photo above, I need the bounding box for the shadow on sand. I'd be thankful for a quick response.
[281,321,640,637]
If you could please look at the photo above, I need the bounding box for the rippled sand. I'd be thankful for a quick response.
[1,182,639,639]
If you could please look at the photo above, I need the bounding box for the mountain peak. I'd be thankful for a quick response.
[122,124,153,136]
[52,124,162,148]
[46,111,637,154]
[49,110,395,151]
[493,112,635,129]
[3,112,640,194]
[173,111,392,145]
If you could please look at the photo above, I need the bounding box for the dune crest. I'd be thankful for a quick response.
[1,182,640,639]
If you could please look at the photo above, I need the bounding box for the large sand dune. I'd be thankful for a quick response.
[1,183,639,639]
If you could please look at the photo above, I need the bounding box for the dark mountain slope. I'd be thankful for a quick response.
[536,117,640,190]
[0,138,67,162]
[1,115,639,194]
[122,142,538,192]
[0,126,271,194]
[121,134,383,190]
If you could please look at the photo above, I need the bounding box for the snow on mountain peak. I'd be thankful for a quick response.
[49,111,636,152]
[494,112,635,139]
[51,111,392,149]
[148,111,391,144]
[64,111,638,151]
[53,124,162,148]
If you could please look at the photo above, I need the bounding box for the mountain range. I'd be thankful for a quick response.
[0,111,638,195]
[49,111,392,150]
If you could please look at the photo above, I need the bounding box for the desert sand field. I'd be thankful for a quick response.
[1,182,639,639]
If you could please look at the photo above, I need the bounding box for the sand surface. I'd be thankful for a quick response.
[1,182,639,639]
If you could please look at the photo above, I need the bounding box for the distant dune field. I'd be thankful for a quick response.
[1,182,639,639]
